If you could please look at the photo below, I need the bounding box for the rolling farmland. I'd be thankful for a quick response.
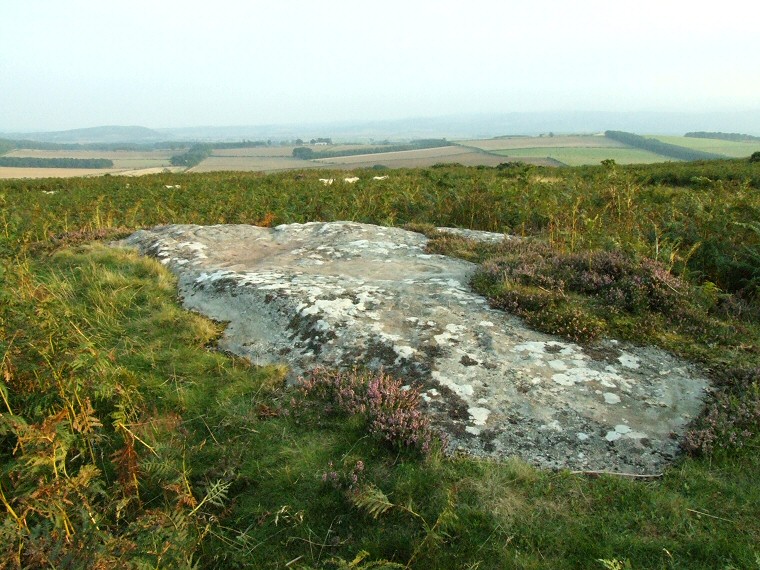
[2,148,175,168]
[1,132,756,178]
[649,135,760,158]
[0,148,181,178]
[0,167,119,179]
[456,135,676,165]
[458,135,626,151]
[489,146,670,166]
[313,145,535,168]
[188,156,317,172]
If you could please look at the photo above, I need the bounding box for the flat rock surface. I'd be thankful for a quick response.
[121,222,710,474]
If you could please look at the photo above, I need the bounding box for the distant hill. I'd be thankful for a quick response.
[157,111,760,142]
[0,125,164,144]
[3,110,760,145]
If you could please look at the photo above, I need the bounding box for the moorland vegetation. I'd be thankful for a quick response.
[1,157,759,569]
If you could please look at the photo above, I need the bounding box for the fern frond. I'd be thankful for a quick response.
[350,484,394,519]
[202,479,231,509]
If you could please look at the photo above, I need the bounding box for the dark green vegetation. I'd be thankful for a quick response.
[212,140,270,149]
[170,144,213,167]
[0,157,114,168]
[1,157,759,568]
[686,132,760,143]
[605,131,724,161]
[292,139,453,160]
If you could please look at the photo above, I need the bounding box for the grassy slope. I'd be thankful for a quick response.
[455,136,674,165]
[650,136,760,158]
[490,146,672,166]
[1,160,759,568]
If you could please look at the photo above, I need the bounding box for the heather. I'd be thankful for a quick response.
[293,368,439,454]
[1,158,759,568]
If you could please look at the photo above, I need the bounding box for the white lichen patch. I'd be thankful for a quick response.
[548,359,568,371]
[603,392,621,404]
[432,371,474,398]
[513,341,548,354]
[393,345,416,360]
[605,431,622,442]
[618,352,640,369]
[467,407,490,426]
[541,420,563,432]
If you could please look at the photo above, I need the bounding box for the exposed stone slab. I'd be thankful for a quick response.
[120,222,710,474]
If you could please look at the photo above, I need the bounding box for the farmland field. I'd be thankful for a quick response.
[458,135,626,151]
[0,166,119,179]
[490,146,673,166]
[0,165,185,179]
[648,135,760,157]
[312,145,544,168]
[210,146,295,157]
[188,155,318,172]
[455,135,673,165]
[0,133,756,179]
[3,148,175,169]
[191,145,550,171]
[191,145,381,172]
[209,144,371,157]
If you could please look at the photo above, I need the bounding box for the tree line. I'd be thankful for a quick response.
[212,140,270,149]
[0,156,114,168]
[605,131,725,161]
[685,131,760,142]
[169,144,212,167]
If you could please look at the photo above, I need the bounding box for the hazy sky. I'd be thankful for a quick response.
[1,0,758,131]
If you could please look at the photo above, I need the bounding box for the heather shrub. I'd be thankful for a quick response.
[532,304,607,344]
[683,367,760,455]
[471,240,697,343]
[479,242,686,316]
[294,368,438,454]
[321,459,366,492]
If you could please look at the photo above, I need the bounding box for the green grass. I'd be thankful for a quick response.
[492,147,674,165]
[650,136,760,158]
[1,158,760,568]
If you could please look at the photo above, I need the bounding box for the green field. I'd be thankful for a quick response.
[649,135,760,158]
[491,146,673,165]
[2,158,759,568]
[457,135,626,151]
[3,134,754,176]
[456,135,678,165]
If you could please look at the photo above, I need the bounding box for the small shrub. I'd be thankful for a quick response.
[293,368,439,454]
[321,459,366,491]
[533,304,607,344]
[472,241,689,343]
[683,367,760,454]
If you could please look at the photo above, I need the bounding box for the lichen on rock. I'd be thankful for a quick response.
[120,221,710,474]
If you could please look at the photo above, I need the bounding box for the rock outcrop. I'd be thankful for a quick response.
[121,222,710,474]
